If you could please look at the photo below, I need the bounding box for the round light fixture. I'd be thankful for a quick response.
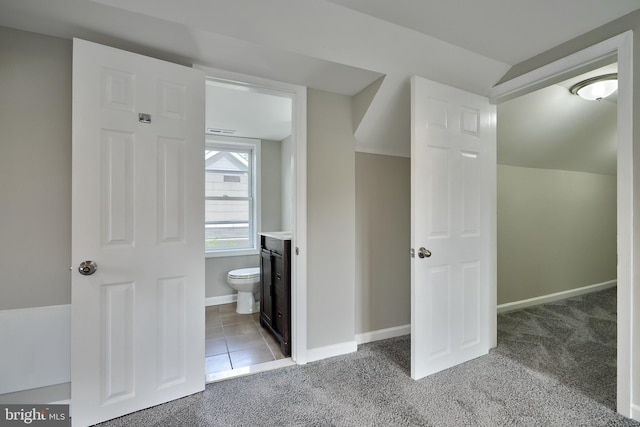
[569,73,618,101]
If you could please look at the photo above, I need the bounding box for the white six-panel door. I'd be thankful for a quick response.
[71,39,205,426]
[410,76,496,380]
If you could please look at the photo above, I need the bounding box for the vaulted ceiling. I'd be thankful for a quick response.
[325,0,638,64]
[1,0,636,170]
[498,63,618,176]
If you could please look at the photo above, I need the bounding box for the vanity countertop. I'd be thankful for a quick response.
[259,231,292,240]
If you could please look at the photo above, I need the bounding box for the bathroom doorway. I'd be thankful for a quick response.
[199,71,306,381]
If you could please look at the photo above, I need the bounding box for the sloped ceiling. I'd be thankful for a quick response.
[325,0,640,64]
[498,64,618,175]
[0,0,636,167]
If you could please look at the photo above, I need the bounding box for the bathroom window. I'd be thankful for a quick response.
[205,136,261,257]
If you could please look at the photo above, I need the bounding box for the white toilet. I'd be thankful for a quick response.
[227,267,261,314]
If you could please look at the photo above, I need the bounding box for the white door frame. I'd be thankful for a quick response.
[195,65,308,364]
[489,31,634,418]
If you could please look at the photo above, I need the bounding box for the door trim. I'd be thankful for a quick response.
[489,30,633,418]
[195,65,308,364]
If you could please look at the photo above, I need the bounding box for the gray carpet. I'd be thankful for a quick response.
[496,286,618,410]
[98,288,638,426]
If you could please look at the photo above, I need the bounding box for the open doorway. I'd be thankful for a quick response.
[495,62,618,408]
[201,76,302,381]
[489,31,633,417]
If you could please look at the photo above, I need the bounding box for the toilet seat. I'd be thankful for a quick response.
[227,267,260,280]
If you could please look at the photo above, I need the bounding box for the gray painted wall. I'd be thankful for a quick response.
[260,139,282,233]
[497,165,616,305]
[0,27,72,310]
[355,152,410,334]
[281,135,293,231]
[307,89,356,349]
[205,254,260,297]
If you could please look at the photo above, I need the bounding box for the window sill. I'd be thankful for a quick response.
[205,248,260,259]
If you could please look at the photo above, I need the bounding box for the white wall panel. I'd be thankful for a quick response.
[0,305,70,394]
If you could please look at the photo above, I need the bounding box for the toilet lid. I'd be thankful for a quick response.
[228,267,260,279]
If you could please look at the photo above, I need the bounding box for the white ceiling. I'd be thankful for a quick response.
[205,81,292,141]
[498,64,618,175]
[325,0,640,64]
[0,0,635,167]
[4,0,637,94]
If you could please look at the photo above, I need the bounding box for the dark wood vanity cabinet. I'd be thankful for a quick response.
[260,235,291,356]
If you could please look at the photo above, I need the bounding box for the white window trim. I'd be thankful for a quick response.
[205,135,261,258]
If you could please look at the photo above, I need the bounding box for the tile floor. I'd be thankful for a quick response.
[205,303,287,375]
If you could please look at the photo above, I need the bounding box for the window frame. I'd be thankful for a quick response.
[204,135,261,258]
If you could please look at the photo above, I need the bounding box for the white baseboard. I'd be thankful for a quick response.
[355,324,410,345]
[0,382,70,405]
[0,305,71,394]
[306,341,357,363]
[631,403,640,421]
[205,294,237,307]
[497,280,617,314]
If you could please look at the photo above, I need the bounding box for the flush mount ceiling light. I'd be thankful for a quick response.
[569,73,618,101]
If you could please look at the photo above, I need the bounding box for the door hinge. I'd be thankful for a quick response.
[410,248,415,258]
[295,247,299,255]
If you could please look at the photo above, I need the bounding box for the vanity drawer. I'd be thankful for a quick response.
[262,236,284,255]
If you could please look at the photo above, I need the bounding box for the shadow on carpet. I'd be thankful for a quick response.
[496,287,618,410]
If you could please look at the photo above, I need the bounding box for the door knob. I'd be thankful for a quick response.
[78,260,97,276]
[418,247,432,259]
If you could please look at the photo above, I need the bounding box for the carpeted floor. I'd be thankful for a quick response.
[98,287,638,426]
[496,286,618,411]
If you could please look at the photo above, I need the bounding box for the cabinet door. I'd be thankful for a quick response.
[272,253,287,337]
[260,249,273,326]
